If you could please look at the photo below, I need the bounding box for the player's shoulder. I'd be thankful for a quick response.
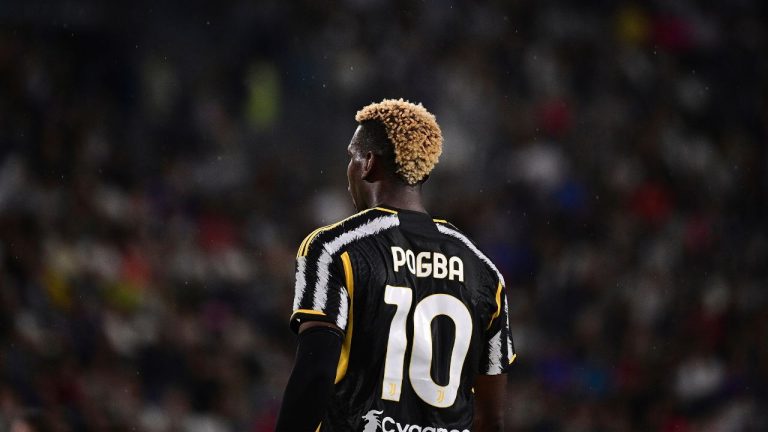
[295,206,400,258]
[432,218,506,287]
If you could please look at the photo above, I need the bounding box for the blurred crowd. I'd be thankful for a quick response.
[1,0,766,431]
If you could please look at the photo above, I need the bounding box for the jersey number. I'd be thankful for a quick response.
[381,285,472,408]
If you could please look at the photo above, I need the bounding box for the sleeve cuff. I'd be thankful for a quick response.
[289,309,338,334]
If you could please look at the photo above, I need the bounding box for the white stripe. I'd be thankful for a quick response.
[486,329,503,374]
[336,289,349,328]
[436,224,505,287]
[311,215,400,313]
[504,301,513,358]
[293,256,307,311]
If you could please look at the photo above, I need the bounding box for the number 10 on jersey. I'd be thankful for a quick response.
[381,285,473,408]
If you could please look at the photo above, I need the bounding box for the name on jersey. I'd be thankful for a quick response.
[391,247,464,282]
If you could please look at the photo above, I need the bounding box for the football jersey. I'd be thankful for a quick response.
[290,206,515,432]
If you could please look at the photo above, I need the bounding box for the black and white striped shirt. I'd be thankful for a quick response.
[290,205,515,431]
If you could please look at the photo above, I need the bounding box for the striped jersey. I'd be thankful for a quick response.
[290,206,515,432]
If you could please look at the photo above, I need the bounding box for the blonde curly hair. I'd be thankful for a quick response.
[355,98,443,185]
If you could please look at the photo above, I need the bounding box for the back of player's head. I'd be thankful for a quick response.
[355,99,443,185]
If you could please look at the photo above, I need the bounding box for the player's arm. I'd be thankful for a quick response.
[475,278,516,432]
[275,321,342,432]
[473,374,506,432]
[277,230,352,431]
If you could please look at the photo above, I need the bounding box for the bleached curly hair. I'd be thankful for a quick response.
[355,98,443,185]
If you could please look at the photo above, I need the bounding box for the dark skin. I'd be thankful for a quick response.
[345,125,427,214]
[293,125,507,432]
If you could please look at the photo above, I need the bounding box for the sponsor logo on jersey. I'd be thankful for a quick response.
[361,409,469,432]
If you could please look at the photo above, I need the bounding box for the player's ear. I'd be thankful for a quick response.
[361,151,375,181]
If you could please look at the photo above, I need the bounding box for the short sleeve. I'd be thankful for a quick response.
[289,231,351,334]
[479,280,516,375]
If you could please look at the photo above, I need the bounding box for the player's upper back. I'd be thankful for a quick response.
[290,206,514,431]
[290,205,505,333]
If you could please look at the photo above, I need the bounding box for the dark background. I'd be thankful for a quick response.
[1,1,766,430]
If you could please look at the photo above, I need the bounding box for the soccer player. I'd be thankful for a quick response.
[276,99,515,432]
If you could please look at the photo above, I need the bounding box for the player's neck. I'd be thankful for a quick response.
[368,184,427,214]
